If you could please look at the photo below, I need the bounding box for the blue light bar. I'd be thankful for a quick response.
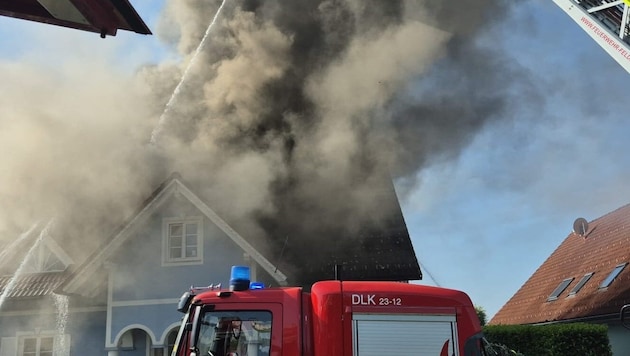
[250,282,264,290]
[230,266,251,291]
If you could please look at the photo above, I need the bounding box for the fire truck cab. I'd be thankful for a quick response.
[172,266,488,356]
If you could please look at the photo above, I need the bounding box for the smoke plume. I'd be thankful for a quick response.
[0,0,525,281]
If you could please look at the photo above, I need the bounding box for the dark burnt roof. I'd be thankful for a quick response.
[255,176,422,285]
[300,225,422,284]
[490,204,630,325]
[171,173,421,284]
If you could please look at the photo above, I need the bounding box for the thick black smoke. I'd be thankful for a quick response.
[139,0,525,281]
[0,0,532,283]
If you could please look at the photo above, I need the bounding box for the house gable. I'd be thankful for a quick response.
[491,204,630,325]
[62,174,287,297]
[21,234,75,274]
[0,222,74,302]
[0,222,73,275]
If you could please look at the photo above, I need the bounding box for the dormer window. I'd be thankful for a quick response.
[599,263,627,289]
[163,217,203,266]
[547,277,574,301]
[568,273,594,296]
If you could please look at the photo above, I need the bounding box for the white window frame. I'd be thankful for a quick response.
[162,217,203,266]
[12,331,69,356]
[19,335,54,356]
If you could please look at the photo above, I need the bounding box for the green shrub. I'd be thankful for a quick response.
[483,323,611,356]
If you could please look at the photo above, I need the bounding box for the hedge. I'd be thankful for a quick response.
[483,323,612,356]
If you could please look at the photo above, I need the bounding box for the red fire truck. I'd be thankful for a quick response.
[172,266,488,356]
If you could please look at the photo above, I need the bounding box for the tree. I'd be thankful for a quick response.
[475,305,487,326]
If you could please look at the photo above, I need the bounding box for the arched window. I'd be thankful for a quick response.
[152,329,178,356]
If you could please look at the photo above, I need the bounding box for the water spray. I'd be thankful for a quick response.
[0,222,39,265]
[0,219,55,310]
[53,293,69,354]
[419,261,441,287]
[149,0,229,145]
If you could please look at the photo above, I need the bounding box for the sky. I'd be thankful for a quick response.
[404,1,630,319]
[1,0,629,321]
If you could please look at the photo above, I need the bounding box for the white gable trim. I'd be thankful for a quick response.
[174,180,287,285]
[0,222,74,273]
[63,177,287,295]
[42,235,75,268]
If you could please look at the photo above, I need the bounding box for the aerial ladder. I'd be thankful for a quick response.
[553,0,630,73]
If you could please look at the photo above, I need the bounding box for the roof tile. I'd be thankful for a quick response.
[0,271,68,298]
[491,204,630,325]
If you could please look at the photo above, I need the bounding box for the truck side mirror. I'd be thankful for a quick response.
[178,292,193,313]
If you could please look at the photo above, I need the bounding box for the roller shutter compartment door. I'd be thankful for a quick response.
[352,314,458,356]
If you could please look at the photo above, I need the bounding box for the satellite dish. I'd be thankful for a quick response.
[573,217,589,236]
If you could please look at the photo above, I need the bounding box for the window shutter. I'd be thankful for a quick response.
[54,334,71,356]
[0,337,17,356]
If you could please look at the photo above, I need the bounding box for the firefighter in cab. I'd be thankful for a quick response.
[199,317,247,356]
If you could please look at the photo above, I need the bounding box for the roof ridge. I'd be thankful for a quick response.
[590,202,630,223]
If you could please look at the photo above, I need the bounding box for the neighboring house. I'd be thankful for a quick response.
[0,173,421,356]
[490,203,630,355]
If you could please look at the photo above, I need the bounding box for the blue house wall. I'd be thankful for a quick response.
[68,310,108,355]
[1,178,283,356]
[0,304,106,356]
[105,196,262,350]
[109,305,180,347]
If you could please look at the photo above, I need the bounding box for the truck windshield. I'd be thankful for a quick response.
[196,310,272,356]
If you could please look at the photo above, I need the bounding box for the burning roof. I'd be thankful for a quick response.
[0,0,525,297]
